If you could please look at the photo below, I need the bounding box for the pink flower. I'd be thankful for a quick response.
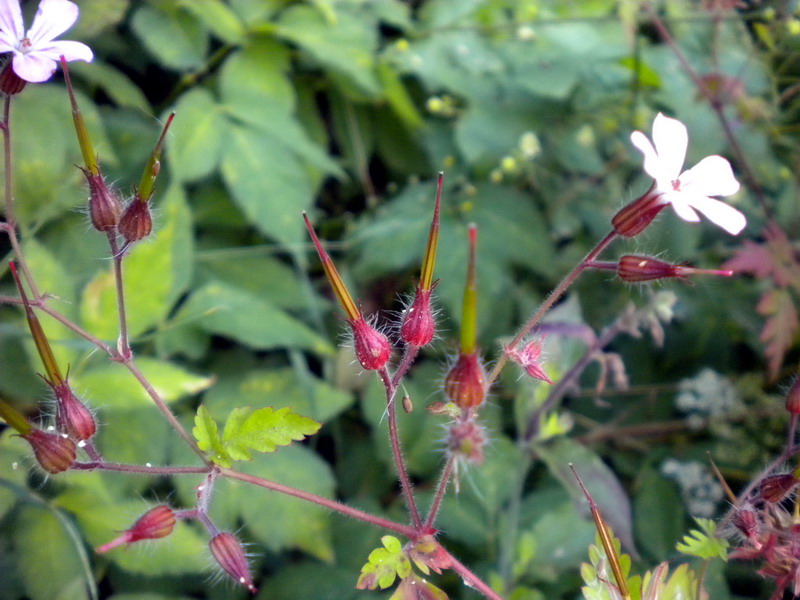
[0,0,92,83]
[631,113,745,235]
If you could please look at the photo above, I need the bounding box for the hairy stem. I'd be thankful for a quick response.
[424,454,455,531]
[379,366,423,530]
[442,547,505,600]
[108,234,130,359]
[123,358,209,463]
[1,96,39,298]
[220,466,419,538]
[72,462,209,474]
[487,231,617,390]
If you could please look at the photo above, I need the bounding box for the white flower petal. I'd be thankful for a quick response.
[12,51,57,82]
[0,0,23,42]
[631,130,669,186]
[679,155,740,197]
[663,192,701,223]
[651,113,688,182]
[680,192,747,235]
[27,0,79,46]
[0,35,18,52]
[35,40,93,63]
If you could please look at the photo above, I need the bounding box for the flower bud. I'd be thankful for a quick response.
[52,382,96,441]
[400,287,436,347]
[350,317,391,371]
[83,170,121,232]
[506,339,553,384]
[732,508,760,544]
[118,199,152,243]
[760,473,799,503]
[444,352,486,409]
[22,428,76,474]
[447,418,485,464]
[210,532,257,594]
[786,378,800,415]
[0,62,26,95]
[96,505,176,553]
[611,185,668,237]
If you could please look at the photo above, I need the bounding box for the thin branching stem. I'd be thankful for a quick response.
[424,454,455,531]
[487,230,617,390]
[442,547,505,600]
[123,358,210,464]
[72,461,209,474]
[221,466,419,538]
[108,234,130,359]
[1,95,39,297]
[378,366,424,531]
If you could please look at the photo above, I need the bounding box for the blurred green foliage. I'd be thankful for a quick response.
[1,0,799,598]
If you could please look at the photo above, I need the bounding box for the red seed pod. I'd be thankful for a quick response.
[786,378,800,415]
[210,532,257,594]
[118,199,152,243]
[444,352,486,409]
[617,255,684,283]
[611,185,668,237]
[760,474,799,503]
[52,382,96,441]
[0,62,26,95]
[350,317,391,371]
[22,428,76,474]
[83,170,122,232]
[400,287,436,347]
[96,505,177,553]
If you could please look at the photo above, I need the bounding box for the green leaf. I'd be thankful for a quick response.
[203,366,354,424]
[71,357,213,408]
[167,88,228,182]
[131,4,208,71]
[676,518,728,561]
[222,406,321,460]
[70,0,129,38]
[220,123,316,250]
[194,404,320,467]
[634,468,684,561]
[218,39,342,177]
[80,186,193,340]
[193,404,230,466]
[356,535,411,590]
[536,437,637,557]
[12,504,97,600]
[178,0,246,44]
[175,281,331,353]
[68,61,150,112]
[275,5,381,97]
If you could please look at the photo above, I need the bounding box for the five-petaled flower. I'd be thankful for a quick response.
[0,0,92,83]
[631,112,745,235]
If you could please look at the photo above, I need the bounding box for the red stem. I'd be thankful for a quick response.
[424,454,455,530]
[72,461,209,474]
[220,466,419,538]
[443,547,505,600]
[379,366,424,530]
[486,230,617,389]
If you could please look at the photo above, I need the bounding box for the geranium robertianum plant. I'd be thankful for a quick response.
[1,2,798,599]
